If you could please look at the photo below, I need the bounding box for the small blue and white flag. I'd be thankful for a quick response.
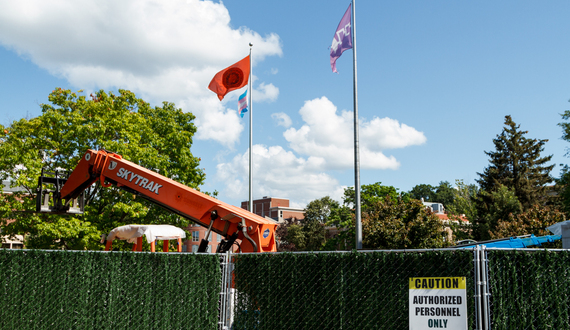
[238,90,248,118]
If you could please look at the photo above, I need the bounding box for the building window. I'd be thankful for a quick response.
[192,245,198,253]
[217,233,222,242]
[182,245,187,252]
[192,231,199,242]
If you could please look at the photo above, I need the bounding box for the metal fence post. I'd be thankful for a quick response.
[480,246,491,330]
[218,253,227,330]
[219,251,234,330]
[474,246,482,330]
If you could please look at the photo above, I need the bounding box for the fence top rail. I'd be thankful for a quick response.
[225,247,478,256]
[0,248,220,255]
[484,247,570,252]
[8,246,567,256]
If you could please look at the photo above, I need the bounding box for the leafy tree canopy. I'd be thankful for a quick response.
[446,180,478,220]
[408,184,436,202]
[343,182,407,212]
[323,182,404,250]
[276,196,341,252]
[445,180,479,242]
[304,196,340,225]
[435,181,456,206]
[0,89,204,250]
[491,204,564,241]
[275,219,305,252]
[362,197,448,249]
[408,181,455,206]
[323,182,447,250]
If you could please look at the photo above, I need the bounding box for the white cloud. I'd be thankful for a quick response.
[0,0,282,148]
[254,82,279,103]
[284,97,427,170]
[271,112,292,128]
[216,144,342,207]
[216,96,427,207]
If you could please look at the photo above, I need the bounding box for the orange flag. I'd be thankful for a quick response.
[208,55,250,101]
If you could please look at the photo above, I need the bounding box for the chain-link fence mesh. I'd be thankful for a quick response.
[487,249,570,330]
[0,249,221,330]
[231,250,477,330]
[8,247,568,330]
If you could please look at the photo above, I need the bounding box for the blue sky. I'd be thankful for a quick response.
[1,0,569,208]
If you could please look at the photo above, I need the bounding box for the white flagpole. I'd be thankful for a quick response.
[248,44,253,212]
[352,0,362,250]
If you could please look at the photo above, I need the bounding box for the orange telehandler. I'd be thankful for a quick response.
[35,149,278,253]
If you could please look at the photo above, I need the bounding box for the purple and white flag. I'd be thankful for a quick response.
[238,90,248,118]
[330,3,352,73]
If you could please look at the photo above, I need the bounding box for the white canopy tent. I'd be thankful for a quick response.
[105,224,186,252]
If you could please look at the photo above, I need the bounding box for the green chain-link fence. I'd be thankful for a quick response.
[487,249,570,330]
[0,249,221,330]
[4,247,570,330]
[231,250,477,330]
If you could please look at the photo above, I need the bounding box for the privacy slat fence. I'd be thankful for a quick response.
[231,250,476,330]
[0,249,220,330]
[1,248,569,330]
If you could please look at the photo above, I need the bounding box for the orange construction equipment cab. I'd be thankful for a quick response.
[36,149,278,253]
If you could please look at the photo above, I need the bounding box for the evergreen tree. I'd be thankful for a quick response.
[477,115,554,209]
[557,106,570,217]
[474,115,554,240]
[475,184,523,240]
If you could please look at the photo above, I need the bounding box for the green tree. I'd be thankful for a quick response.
[557,106,570,217]
[556,166,570,216]
[275,219,306,251]
[477,115,554,210]
[343,182,404,212]
[302,220,326,251]
[491,204,564,240]
[321,203,354,251]
[408,181,454,206]
[408,184,436,202]
[434,181,455,206]
[300,196,339,251]
[323,182,449,250]
[475,115,554,240]
[362,196,448,249]
[446,180,478,221]
[446,180,478,241]
[276,196,344,252]
[474,184,523,240]
[0,88,204,250]
[324,182,404,250]
[304,196,339,224]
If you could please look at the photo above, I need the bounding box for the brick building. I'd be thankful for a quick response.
[183,222,225,253]
[240,196,304,223]
[422,201,470,241]
[183,197,304,252]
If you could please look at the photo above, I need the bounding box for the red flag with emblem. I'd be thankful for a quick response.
[208,55,250,101]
